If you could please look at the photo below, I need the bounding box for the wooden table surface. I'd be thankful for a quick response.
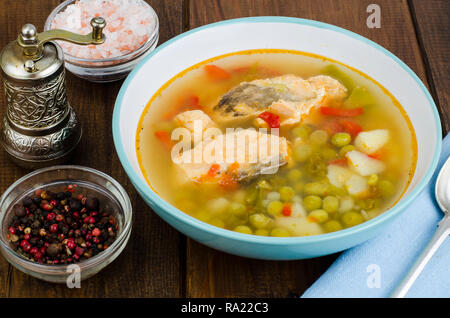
[0,0,448,297]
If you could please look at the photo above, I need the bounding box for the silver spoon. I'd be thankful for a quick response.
[391,157,450,298]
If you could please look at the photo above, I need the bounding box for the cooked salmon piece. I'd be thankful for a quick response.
[173,129,289,184]
[174,110,221,145]
[212,74,347,126]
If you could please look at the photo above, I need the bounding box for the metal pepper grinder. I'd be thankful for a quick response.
[0,17,106,169]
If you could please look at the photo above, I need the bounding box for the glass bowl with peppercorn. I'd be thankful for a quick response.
[0,166,132,283]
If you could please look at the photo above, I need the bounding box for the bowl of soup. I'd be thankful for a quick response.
[113,17,441,259]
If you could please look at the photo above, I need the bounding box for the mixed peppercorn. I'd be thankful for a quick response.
[6,184,118,264]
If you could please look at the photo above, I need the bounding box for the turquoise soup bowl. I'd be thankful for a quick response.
[113,17,441,260]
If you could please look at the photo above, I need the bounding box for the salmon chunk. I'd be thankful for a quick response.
[173,129,289,184]
[174,110,221,144]
[213,74,347,126]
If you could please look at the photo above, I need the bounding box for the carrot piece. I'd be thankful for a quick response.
[339,119,363,137]
[154,131,173,151]
[162,94,201,120]
[320,106,364,117]
[204,65,231,80]
[231,66,251,74]
[282,203,292,216]
[258,111,280,128]
[307,216,318,223]
[329,158,348,166]
[207,164,221,177]
[218,174,238,190]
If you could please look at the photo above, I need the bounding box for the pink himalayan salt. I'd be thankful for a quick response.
[51,0,156,59]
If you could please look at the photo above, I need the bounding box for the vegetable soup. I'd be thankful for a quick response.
[137,49,417,237]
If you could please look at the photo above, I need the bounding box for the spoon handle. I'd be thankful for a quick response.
[390,215,450,298]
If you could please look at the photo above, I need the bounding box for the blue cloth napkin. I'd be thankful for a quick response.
[302,134,450,298]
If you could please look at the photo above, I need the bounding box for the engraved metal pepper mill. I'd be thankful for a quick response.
[0,17,106,169]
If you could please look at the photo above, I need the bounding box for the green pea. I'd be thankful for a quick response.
[234,225,253,235]
[331,132,351,147]
[270,227,291,237]
[303,195,322,211]
[209,218,225,228]
[229,202,247,216]
[279,186,295,202]
[249,213,272,229]
[267,200,284,216]
[294,182,305,193]
[304,182,328,196]
[341,211,365,227]
[378,180,395,197]
[309,129,329,145]
[323,196,339,213]
[308,209,329,223]
[196,211,211,222]
[322,148,338,160]
[339,145,356,157]
[292,125,312,139]
[323,220,343,233]
[367,174,379,186]
[294,143,313,162]
[287,169,302,182]
[254,229,269,236]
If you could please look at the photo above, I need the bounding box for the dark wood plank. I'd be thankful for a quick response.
[410,0,450,134]
[186,0,430,298]
[0,0,184,297]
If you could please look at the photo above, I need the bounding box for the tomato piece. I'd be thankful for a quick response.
[204,65,231,80]
[258,111,280,128]
[282,203,292,216]
[320,106,364,117]
[154,131,173,151]
[207,164,221,177]
[339,119,363,137]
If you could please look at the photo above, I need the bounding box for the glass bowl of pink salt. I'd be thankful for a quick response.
[45,0,159,83]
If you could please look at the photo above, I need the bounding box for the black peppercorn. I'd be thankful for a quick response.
[13,204,26,217]
[85,197,99,210]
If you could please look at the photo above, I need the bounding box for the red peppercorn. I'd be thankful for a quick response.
[20,240,31,252]
[35,189,42,196]
[90,211,98,217]
[24,233,31,240]
[75,246,84,256]
[46,212,56,221]
[73,254,80,260]
[85,233,93,242]
[55,214,64,222]
[77,194,83,201]
[50,224,58,233]
[72,211,79,219]
[42,203,54,211]
[40,247,46,254]
[67,240,76,250]
[50,199,58,207]
[30,247,38,254]
[44,242,50,247]
[8,227,16,234]
[83,216,95,224]
[93,237,100,244]
[85,242,92,247]
[34,251,43,259]
[92,228,101,237]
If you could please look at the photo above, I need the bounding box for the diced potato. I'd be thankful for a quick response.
[338,197,354,213]
[354,129,389,154]
[345,174,369,196]
[291,202,307,218]
[346,150,386,176]
[275,217,324,236]
[327,164,353,187]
